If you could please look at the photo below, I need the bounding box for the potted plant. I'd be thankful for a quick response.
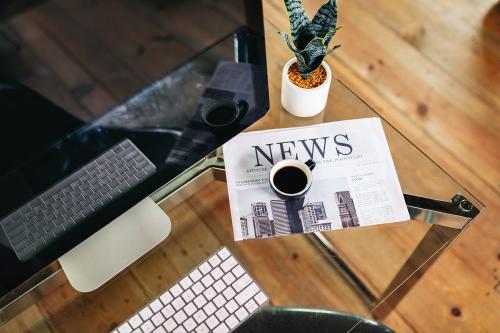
[279,0,341,117]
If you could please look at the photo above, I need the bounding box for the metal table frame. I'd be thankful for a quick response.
[153,150,480,319]
[0,150,481,323]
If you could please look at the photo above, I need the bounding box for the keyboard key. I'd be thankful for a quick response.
[117,322,132,333]
[184,302,197,316]
[203,302,217,316]
[183,318,197,331]
[201,274,214,288]
[235,307,249,321]
[208,255,221,267]
[215,307,229,321]
[203,287,216,301]
[206,315,220,329]
[226,315,239,329]
[213,295,226,308]
[194,309,207,324]
[170,284,183,297]
[173,326,186,333]
[222,287,236,300]
[179,276,193,289]
[225,299,238,313]
[245,299,259,313]
[140,320,155,333]
[234,274,252,292]
[139,307,153,321]
[129,314,143,329]
[160,291,173,306]
[153,327,166,333]
[163,318,177,331]
[214,322,230,333]
[199,262,211,274]
[232,265,245,278]
[151,312,165,326]
[236,283,260,306]
[255,291,268,305]
[172,297,186,311]
[211,267,224,280]
[161,305,175,318]
[221,257,237,272]
[218,248,230,260]
[194,294,207,308]
[181,289,195,303]
[213,280,226,293]
[222,272,236,285]
[173,310,187,324]
[189,269,202,282]
[192,281,204,295]
[150,300,163,313]
[195,323,210,333]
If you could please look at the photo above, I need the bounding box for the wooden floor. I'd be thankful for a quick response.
[1,0,499,332]
[263,0,500,332]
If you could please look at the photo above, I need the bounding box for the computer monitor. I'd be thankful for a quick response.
[0,0,268,301]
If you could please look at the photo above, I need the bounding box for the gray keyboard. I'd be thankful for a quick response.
[0,139,156,261]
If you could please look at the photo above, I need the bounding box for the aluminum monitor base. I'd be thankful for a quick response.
[58,197,171,292]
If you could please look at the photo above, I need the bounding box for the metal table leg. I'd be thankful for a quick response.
[151,157,481,319]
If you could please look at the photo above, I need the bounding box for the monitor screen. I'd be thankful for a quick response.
[0,0,268,300]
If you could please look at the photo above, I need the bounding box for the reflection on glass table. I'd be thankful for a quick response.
[0,25,267,311]
[0,19,483,333]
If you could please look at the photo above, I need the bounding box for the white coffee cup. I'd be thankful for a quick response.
[269,159,316,199]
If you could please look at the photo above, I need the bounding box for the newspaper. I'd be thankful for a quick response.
[222,117,410,241]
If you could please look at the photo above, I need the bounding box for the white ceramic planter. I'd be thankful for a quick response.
[281,58,332,117]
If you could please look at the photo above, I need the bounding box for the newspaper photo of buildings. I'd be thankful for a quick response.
[237,177,359,239]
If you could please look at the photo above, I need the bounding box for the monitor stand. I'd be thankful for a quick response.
[58,197,171,292]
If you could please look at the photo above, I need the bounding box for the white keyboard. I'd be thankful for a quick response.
[111,247,268,333]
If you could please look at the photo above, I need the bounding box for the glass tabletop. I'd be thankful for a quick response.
[0,19,484,333]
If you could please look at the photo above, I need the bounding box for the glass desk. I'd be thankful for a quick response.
[0,20,483,332]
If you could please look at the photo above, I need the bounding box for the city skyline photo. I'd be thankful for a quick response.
[236,177,359,239]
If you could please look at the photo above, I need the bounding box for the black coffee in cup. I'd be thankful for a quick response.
[269,159,316,199]
[205,106,238,126]
[201,99,248,128]
[273,166,308,194]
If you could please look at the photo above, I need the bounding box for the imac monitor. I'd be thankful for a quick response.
[0,0,268,302]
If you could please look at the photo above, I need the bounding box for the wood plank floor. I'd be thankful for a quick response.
[1,0,499,332]
[264,0,500,332]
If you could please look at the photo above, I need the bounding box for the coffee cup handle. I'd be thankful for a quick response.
[237,100,249,114]
[305,159,316,171]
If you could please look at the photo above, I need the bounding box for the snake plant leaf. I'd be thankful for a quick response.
[294,52,311,78]
[284,0,311,43]
[311,0,338,44]
[278,31,311,78]
[281,0,340,78]
[278,31,299,53]
[299,38,327,78]
[326,44,342,55]
[324,26,342,46]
